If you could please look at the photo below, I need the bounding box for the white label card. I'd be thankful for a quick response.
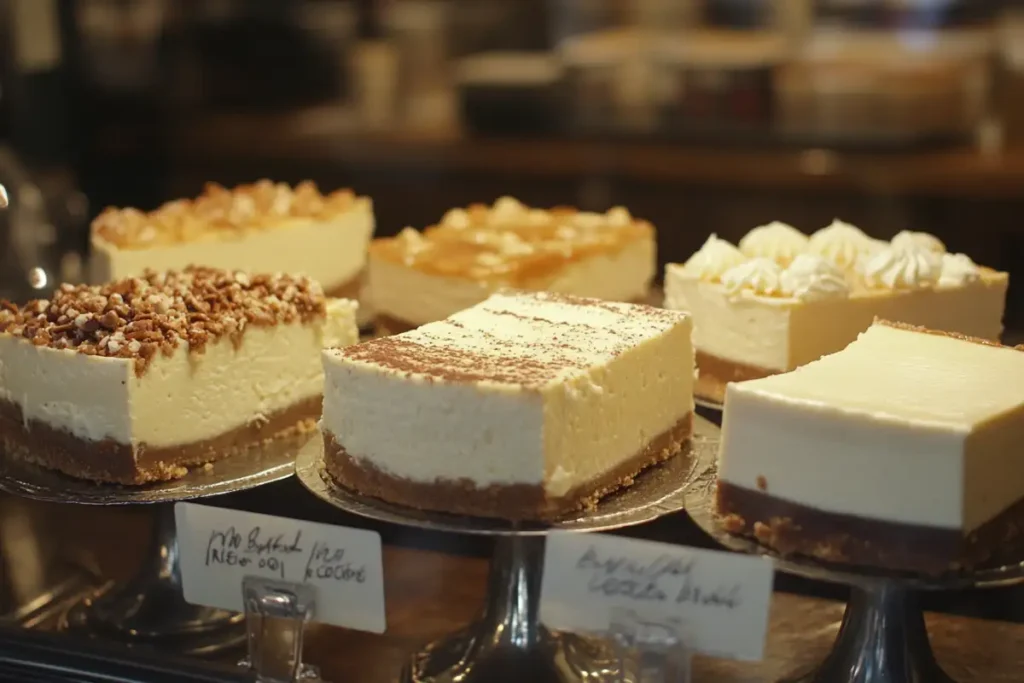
[540,532,774,662]
[175,503,386,634]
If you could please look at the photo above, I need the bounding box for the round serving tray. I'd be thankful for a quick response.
[296,414,721,536]
[0,431,318,505]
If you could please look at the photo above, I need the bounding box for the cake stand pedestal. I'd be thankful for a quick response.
[686,468,1024,683]
[296,416,720,683]
[0,431,319,656]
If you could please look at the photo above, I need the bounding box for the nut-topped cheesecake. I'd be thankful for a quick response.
[718,320,1024,574]
[665,220,1008,403]
[321,291,693,520]
[0,267,359,484]
[368,196,656,333]
[90,180,375,324]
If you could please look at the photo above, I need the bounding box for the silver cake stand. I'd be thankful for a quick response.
[693,397,724,413]
[686,466,1024,683]
[296,416,721,683]
[0,430,318,656]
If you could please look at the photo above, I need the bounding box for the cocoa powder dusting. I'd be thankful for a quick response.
[0,267,326,376]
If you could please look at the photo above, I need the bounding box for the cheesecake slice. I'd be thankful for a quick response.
[368,196,656,333]
[665,221,1008,404]
[90,180,375,326]
[717,320,1024,573]
[321,291,693,520]
[0,267,359,484]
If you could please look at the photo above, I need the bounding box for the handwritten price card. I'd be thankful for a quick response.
[175,503,386,633]
[540,532,773,661]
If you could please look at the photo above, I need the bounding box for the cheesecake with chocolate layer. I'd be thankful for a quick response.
[321,291,693,520]
[0,267,359,484]
[368,196,656,333]
[665,220,1008,404]
[90,180,375,326]
[718,320,1024,574]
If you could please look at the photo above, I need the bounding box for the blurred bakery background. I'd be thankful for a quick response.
[1,0,1023,329]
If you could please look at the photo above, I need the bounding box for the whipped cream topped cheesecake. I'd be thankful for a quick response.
[321,291,692,520]
[0,267,358,484]
[90,180,375,325]
[665,220,1008,403]
[717,320,1024,573]
[368,196,656,333]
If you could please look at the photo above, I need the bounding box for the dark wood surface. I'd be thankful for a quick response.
[3,495,1024,682]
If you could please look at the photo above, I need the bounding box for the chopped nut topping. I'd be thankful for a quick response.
[0,267,326,376]
[92,180,362,249]
[370,197,652,285]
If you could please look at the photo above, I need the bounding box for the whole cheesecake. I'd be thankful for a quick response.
[368,196,656,333]
[321,291,694,520]
[665,221,1008,404]
[718,320,1024,574]
[0,267,359,484]
[90,180,376,326]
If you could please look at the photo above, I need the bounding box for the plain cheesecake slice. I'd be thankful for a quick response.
[90,180,376,326]
[321,291,693,520]
[717,320,1024,573]
[665,222,1008,404]
[368,196,656,334]
[0,267,359,484]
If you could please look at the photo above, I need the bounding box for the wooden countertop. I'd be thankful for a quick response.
[169,107,1024,199]
[4,497,1024,682]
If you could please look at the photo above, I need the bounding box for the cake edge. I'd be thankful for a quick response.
[0,395,322,485]
[323,411,693,521]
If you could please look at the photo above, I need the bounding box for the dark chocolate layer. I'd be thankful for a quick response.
[716,480,1024,575]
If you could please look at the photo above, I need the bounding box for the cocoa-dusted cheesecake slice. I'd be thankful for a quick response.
[90,180,376,325]
[368,196,656,334]
[321,291,694,520]
[718,320,1024,574]
[0,267,358,484]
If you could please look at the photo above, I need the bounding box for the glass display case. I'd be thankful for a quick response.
[3,1,1024,682]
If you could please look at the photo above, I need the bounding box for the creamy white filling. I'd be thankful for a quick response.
[0,299,359,446]
[664,265,1008,371]
[321,292,692,493]
[720,323,1024,532]
[368,238,655,327]
[90,203,374,293]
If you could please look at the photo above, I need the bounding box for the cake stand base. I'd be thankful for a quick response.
[781,584,953,683]
[403,536,625,683]
[59,503,245,656]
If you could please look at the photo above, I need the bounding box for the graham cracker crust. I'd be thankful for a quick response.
[0,396,322,485]
[717,481,1024,574]
[324,411,693,521]
[695,351,776,405]
[374,291,659,337]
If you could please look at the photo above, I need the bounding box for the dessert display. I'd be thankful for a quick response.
[0,267,359,484]
[664,220,1008,403]
[321,291,693,520]
[89,180,375,325]
[717,320,1024,574]
[367,196,656,333]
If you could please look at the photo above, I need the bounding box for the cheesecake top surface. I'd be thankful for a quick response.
[0,267,327,376]
[369,196,653,285]
[731,321,1024,427]
[92,180,365,250]
[330,291,686,388]
[670,221,1005,303]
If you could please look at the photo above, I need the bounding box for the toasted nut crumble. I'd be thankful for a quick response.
[0,267,326,376]
[92,180,361,249]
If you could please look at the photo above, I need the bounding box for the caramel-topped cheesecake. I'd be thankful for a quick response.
[0,267,359,484]
[368,196,656,333]
[665,220,1008,403]
[321,291,693,520]
[90,180,375,324]
[718,320,1024,574]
